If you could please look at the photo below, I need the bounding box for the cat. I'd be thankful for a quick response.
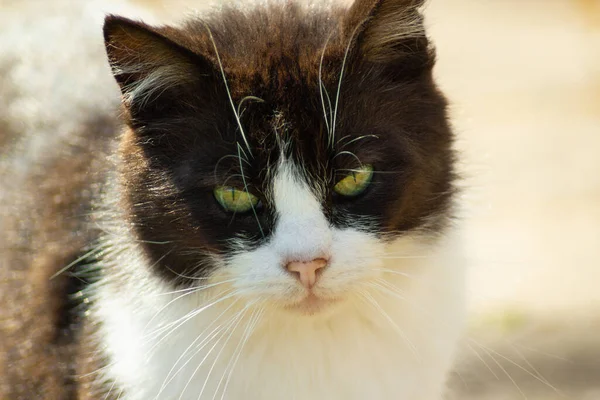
[0,0,465,399]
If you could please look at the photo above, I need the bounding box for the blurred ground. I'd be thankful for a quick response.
[135,0,600,397]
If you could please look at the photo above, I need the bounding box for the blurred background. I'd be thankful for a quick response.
[427,1,600,398]
[3,0,600,398]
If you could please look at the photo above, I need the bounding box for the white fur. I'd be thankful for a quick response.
[97,159,465,400]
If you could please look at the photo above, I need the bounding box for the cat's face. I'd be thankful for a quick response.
[104,0,454,314]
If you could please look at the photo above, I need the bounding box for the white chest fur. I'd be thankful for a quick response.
[95,231,464,400]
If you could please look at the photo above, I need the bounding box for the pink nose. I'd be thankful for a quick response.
[286,258,328,289]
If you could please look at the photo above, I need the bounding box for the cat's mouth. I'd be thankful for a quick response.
[284,293,340,315]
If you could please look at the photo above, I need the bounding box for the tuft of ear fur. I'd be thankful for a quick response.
[345,0,431,68]
[103,16,208,108]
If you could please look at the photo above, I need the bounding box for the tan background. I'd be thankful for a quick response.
[141,0,600,398]
[429,1,600,398]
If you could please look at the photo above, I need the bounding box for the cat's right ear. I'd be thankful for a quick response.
[344,0,432,78]
[103,16,213,113]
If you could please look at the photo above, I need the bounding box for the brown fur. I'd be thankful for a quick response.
[0,114,117,398]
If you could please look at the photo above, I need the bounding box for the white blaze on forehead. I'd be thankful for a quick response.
[271,161,331,261]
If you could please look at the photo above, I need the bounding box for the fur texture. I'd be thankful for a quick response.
[0,0,465,399]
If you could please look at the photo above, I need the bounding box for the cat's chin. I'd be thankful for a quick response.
[282,293,341,316]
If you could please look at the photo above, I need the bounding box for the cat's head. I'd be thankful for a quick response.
[103,0,455,315]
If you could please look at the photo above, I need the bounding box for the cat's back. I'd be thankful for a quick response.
[0,1,134,397]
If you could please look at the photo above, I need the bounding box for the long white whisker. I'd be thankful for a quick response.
[510,344,557,389]
[237,143,264,237]
[219,306,264,400]
[143,287,234,341]
[155,300,242,398]
[215,306,262,400]
[145,279,239,330]
[368,280,407,302]
[469,339,561,395]
[214,154,251,183]
[176,306,249,400]
[379,254,431,259]
[50,245,106,279]
[466,343,501,380]
[319,31,334,136]
[143,289,240,348]
[204,24,252,156]
[358,290,420,359]
[331,23,362,148]
[468,339,528,399]
[338,134,379,149]
[237,95,264,118]
[103,379,118,400]
[332,150,362,166]
[151,278,238,297]
[195,304,254,400]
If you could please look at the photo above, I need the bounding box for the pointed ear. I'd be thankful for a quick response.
[103,16,213,109]
[345,0,432,73]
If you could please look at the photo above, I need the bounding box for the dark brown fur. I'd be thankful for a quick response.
[104,0,453,282]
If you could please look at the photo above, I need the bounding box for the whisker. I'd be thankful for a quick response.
[176,306,248,400]
[337,168,402,175]
[150,278,238,297]
[469,339,562,396]
[512,343,571,363]
[204,24,252,156]
[143,285,233,336]
[155,299,242,398]
[358,290,420,360]
[466,343,500,380]
[337,134,379,149]
[143,289,240,347]
[510,344,557,389]
[319,31,334,137]
[214,155,250,183]
[371,268,413,278]
[216,306,263,400]
[237,143,264,237]
[220,306,264,400]
[236,95,264,118]
[368,280,407,302]
[330,23,363,148]
[332,150,362,166]
[164,265,216,281]
[468,339,528,399]
[103,379,118,400]
[194,304,254,400]
[50,245,105,279]
[378,254,431,259]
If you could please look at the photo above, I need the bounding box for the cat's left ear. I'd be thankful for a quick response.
[103,15,216,114]
[344,0,433,76]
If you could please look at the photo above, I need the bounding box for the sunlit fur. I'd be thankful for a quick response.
[96,157,465,399]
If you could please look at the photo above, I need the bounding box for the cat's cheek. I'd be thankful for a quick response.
[314,228,385,295]
[223,246,307,303]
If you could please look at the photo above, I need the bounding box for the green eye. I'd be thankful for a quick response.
[214,186,260,213]
[333,164,374,197]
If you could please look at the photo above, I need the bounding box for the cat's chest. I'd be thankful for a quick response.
[97,289,456,400]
